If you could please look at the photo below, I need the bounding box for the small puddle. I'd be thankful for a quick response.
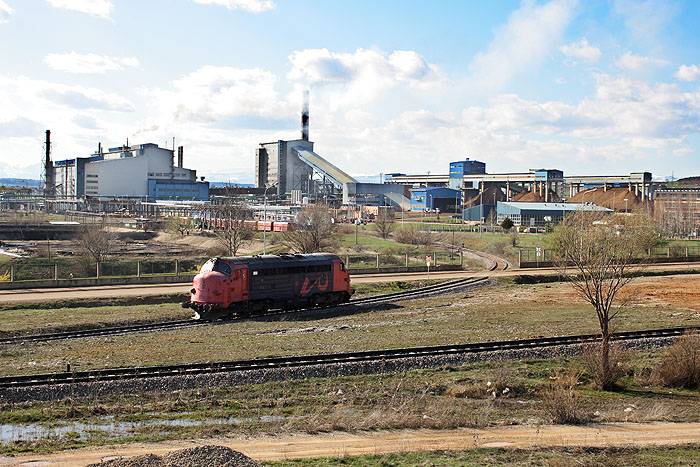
[0,415,286,444]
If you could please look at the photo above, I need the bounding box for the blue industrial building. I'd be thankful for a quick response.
[410,187,462,212]
[449,159,486,189]
[462,203,496,222]
[496,201,611,227]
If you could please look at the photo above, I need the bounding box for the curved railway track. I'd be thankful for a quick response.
[0,326,695,389]
[0,277,489,346]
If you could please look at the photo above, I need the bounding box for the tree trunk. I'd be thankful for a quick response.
[600,333,612,390]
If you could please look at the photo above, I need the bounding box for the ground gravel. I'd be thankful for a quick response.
[88,445,260,467]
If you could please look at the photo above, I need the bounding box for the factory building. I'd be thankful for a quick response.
[496,201,611,227]
[653,188,700,236]
[410,187,462,212]
[49,143,209,201]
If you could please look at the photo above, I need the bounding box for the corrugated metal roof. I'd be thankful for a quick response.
[498,201,612,211]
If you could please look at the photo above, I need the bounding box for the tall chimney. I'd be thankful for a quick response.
[97,142,102,155]
[301,89,309,141]
[44,130,54,197]
[177,146,184,168]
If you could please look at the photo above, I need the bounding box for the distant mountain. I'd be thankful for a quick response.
[0,178,41,188]
[666,176,700,188]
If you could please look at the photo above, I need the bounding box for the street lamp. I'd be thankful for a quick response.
[262,183,277,255]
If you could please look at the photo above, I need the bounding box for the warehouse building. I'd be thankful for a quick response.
[410,187,462,212]
[49,143,209,201]
[653,188,700,236]
[496,201,611,227]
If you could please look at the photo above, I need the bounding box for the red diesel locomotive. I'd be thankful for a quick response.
[185,253,352,320]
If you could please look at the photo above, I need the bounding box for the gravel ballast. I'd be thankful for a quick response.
[0,336,678,403]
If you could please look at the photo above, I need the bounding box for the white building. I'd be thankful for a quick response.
[50,143,209,201]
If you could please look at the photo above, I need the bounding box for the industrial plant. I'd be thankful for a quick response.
[0,91,696,234]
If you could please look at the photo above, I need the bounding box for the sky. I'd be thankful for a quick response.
[0,0,699,183]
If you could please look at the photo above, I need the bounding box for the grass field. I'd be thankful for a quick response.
[1,350,698,455]
[265,446,700,466]
[0,280,441,336]
[1,276,698,377]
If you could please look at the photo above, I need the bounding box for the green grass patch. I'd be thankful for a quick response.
[264,446,700,466]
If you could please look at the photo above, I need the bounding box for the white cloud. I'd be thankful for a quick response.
[192,0,274,13]
[0,0,13,23]
[45,0,113,19]
[44,52,139,74]
[468,0,578,91]
[287,48,445,109]
[675,64,700,82]
[613,0,679,43]
[615,52,668,71]
[145,65,285,124]
[558,38,601,62]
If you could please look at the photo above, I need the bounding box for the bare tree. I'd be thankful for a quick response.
[77,226,116,264]
[282,205,336,253]
[374,208,395,239]
[553,211,658,389]
[210,204,255,256]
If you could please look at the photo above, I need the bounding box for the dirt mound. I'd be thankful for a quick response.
[463,186,506,207]
[567,187,641,212]
[90,446,260,467]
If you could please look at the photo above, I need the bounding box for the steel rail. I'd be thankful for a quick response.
[0,277,489,346]
[0,326,695,389]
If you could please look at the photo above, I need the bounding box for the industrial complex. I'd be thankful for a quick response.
[0,94,696,234]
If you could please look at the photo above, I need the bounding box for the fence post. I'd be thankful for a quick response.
[433,252,437,267]
[376,253,379,269]
[405,253,409,268]
[10,264,14,283]
[96,262,100,279]
[54,263,58,281]
[518,250,522,268]
[175,259,179,277]
[346,255,350,269]
[460,250,463,268]
[667,247,671,258]
[686,247,689,258]
[137,261,141,277]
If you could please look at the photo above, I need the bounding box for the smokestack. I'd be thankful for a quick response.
[177,146,183,168]
[97,142,102,155]
[44,130,54,197]
[301,89,309,141]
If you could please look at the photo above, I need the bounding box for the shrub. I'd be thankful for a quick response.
[540,371,588,424]
[500,217,514,230]
[651,334,700,389]
[581,344,630,390]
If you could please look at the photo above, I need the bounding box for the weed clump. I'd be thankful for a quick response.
[540,371,589,425]
[652,334,700,389]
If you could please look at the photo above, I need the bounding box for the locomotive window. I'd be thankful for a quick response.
[212,260,231,276]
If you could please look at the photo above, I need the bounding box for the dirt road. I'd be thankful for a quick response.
[1,262,699,304]
[3,422,699,466]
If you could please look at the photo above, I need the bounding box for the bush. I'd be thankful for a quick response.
[581,344,631,390]
[540,371,588,424]
[500,217,514,230]
[651,334,700,389]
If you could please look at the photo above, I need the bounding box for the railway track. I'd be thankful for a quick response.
[0,326,694,389]
[0,277,489,346]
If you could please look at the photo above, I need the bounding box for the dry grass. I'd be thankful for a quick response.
[540,371,588,425]
[580,344,631,390]
[652,333,700,389]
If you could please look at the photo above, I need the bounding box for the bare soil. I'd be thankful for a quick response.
[4,423,699,466]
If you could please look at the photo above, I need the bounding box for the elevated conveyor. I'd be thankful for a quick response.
[294,148,357,187]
